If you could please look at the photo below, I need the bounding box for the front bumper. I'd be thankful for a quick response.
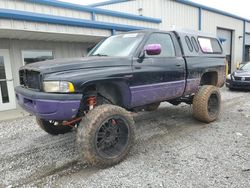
[226,79,250,89]
[15,86,82,120]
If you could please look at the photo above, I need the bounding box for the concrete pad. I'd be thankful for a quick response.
[0,109,30,121]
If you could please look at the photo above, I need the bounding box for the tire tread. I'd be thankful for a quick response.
[77,104,135,168]
[192,85,221,123]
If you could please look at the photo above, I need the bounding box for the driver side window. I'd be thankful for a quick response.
[145,33,176,57]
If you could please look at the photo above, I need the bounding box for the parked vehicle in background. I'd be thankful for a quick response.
[226,62,250,90]
[15,29,226,168]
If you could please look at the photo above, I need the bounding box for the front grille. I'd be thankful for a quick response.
[19,69,41,90]
[234,76,250,81]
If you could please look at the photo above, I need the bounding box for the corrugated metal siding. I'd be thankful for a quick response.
[99,0,248,65]
[95,14,159,28]
[0,0,160,30]
[0,0,92,20]
[160,0,198,30]
[0,19,111,39]
[201,10,243,70]
[0,39,90,87]
[97,0,143,15]
[201,10,243,34]
[99,0,199,30]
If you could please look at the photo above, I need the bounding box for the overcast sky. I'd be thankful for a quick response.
[59,0,250,20]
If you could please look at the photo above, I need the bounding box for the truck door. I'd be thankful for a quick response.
[130,32,186,107]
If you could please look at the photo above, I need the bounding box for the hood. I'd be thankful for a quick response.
[20,56,132,73]
[233,69,250,77]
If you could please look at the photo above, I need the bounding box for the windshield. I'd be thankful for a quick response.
[89,33,144,57]
[241,62,250,70]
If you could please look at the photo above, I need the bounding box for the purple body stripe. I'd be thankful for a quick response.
[184,78,200,95]
[130,80,185,107]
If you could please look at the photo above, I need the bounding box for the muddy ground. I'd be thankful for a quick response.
[0,88,249,188]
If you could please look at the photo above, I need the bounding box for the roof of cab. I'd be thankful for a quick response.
[126,29,217,38]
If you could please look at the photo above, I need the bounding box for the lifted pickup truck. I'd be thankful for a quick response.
[15,29,225,167]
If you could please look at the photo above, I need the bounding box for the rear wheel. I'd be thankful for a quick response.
[36,118,73,135]
[77,104,135,168]
[192,85,221,123]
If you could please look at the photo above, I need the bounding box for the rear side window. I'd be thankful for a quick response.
[191,37,199,52]
[145,33,175,57]
[185,36,193,52]
[198,37,222,54]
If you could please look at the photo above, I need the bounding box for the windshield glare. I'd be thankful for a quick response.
[241,63,250,70]
[89,33,144,57]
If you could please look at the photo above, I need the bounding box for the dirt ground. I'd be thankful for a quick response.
[0,88,249,188]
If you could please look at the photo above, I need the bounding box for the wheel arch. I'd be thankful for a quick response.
[200,71,218,86]
[80,79,131,108]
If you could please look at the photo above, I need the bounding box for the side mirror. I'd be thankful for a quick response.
[145,44,161,56]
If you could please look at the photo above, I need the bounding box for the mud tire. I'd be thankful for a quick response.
[192,85,221,123]
[77,104,135,168]
[36,118,73,135]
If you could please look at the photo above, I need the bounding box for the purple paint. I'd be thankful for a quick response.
[184,78,200,95]
[16,93,80,120]
[145,44,161,55]
[130,81,185,107]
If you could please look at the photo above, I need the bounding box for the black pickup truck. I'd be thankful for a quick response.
[15,30,225,167]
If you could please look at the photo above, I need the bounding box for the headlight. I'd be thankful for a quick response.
[226,74,231,80]
[43,81,75,93]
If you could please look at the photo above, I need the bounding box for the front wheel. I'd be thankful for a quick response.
[36,118,73,135]
[77,104,135,168]
[192,85,221,123]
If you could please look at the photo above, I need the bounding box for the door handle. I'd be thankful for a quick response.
[134,66,141,70]
[124,74,133,79]
[0,79,13,82]
[176,63,182,67]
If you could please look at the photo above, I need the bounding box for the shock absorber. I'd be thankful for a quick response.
[87,96,97,110]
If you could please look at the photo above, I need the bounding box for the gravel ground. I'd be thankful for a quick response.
[0,88,249,187]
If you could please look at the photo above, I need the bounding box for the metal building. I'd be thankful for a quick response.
[0,0,160,112]
[0,0,249,112]
[92,0,250,72]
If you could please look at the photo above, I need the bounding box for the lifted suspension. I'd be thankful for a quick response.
[62,95,97,127]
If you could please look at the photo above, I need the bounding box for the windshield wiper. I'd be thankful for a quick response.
[91,53,108,57]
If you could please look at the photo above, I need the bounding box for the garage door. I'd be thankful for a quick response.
[217,28,232,73]
[245,33,250,45]
[245,34,250,61]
